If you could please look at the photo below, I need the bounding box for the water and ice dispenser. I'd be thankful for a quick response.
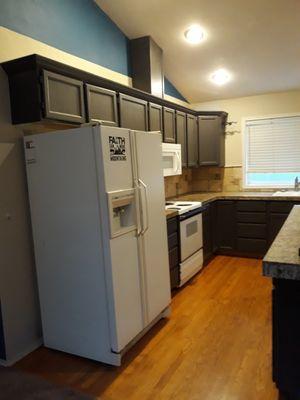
[107,189,137,238]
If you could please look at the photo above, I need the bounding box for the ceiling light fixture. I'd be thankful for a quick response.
[184,25,205,44]
[210,69,231,85]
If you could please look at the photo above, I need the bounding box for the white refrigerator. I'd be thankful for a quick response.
[24,125,171,366]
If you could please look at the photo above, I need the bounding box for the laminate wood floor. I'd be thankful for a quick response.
[16,256,278,400]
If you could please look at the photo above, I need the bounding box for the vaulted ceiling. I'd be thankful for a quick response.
[95,0,300,103]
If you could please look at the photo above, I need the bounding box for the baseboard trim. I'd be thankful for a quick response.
[0,337,43,367]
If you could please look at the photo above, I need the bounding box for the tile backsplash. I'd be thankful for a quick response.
[164,166,243,198]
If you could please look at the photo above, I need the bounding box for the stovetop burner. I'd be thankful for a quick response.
[165,200,202,215]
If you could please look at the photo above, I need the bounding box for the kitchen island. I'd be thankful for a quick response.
[263,205,300,400]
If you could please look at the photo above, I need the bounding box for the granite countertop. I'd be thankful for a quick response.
[169,191,300,204]
[165,209,178,219]
[165,191,300,219]
[263,205,300,280]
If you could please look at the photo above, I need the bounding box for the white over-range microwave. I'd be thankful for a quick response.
[162,143,182,177]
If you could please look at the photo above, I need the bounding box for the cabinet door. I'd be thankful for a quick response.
[148,102,163,133]
[0,301,6,360]
[163,107,176,143]
[198,115,224,166]
[202,205,213,262]
[119,93,148,130]
[187,114,199,168]
[176,111,187,167]
[43,70,85,123]
[216,201,236,252]
[268,213,289,245]
[86,84,118,126]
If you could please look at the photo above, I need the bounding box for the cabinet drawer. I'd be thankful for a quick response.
[168,247,179,269]
[237,212,266,223]
[237,238,267,255]
[237,201,266,212]
[237,223,267,239]
[167,217,178,235]
[168,232,178,250]
[269,201,295,213]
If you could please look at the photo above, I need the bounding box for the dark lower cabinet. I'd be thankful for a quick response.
[86,84,118,126]
[176,111,187,167]
[202,200,300,260]
[167,217,180,289]
[216,201,236,253]
[273,279,300,399]
[0,301,6,360]
[119,93,148,130]
[43,70,86,124]
[268,213,289,246]
[202,204,213,263]
[236,238,267,256]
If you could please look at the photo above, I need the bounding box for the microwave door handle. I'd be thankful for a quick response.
[175,152,181,172]
[138,178,149,235]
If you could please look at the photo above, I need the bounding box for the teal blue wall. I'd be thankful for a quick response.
[0,0,187,102]
[0,0,130,76]
[164,78,187,102]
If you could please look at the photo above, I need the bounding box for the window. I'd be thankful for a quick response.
[243,115,300,188]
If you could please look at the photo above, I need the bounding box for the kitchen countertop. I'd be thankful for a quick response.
[165,209,178,219]
[169,191,300,204]
[263,205,300,280]
[165,191,300,219]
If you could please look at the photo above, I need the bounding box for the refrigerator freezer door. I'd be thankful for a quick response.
[133,131,171,324]
[95,126,144,353]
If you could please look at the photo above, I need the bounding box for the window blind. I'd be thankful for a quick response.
[246,116,300,173]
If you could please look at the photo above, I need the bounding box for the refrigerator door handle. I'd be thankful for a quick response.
[138,178,149,235]
[135,181,142,236]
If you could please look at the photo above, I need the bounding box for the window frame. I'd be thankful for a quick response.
[242,113,300,189]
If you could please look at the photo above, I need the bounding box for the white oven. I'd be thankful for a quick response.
[162,143,182,177]
[179,209,203,286]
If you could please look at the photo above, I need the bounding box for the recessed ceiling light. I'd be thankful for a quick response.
[210,69,231,85]
[184,25,205,44]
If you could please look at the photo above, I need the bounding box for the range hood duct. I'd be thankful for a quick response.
[129,36,164,98]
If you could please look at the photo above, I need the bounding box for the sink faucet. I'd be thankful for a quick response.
[295,176,300,191]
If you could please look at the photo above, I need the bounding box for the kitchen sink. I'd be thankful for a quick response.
[272,190,300,197]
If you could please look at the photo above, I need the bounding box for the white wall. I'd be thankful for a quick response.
[0,66,42,365]
[192,90,300,167]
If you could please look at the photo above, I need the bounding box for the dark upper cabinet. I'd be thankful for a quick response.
[176,111,187,167]
[198,115,225,167]
[163,107,176,143]
[119,93,148,131]
[43,70,86,124]
[187,114,199,168]
[216,200,236,252]
[86,84,118,126]
[148,102,163,133]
